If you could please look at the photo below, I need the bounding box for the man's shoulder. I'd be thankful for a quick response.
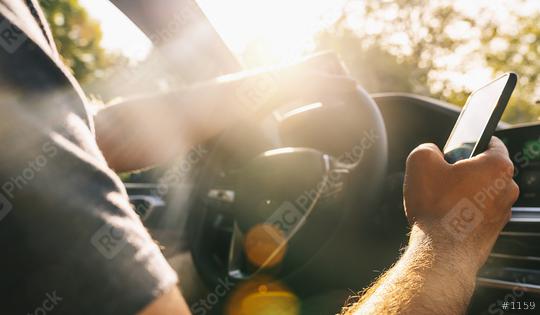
[0,0,95,135]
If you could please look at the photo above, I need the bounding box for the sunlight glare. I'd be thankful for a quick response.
[79,0,152,62]
[197,0,347,66]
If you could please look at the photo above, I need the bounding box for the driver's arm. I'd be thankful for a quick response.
[342,137,519,314]
[94,60,356,172]
[139,286,191,315]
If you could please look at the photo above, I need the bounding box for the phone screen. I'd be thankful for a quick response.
[444,74,512,162]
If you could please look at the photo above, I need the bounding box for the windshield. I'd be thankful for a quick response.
[42,0,540,124]
[198,0,540,125]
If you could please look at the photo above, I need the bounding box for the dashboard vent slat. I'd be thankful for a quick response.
[478,207,540,290]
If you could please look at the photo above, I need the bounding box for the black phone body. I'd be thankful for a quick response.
[444,72,517,163]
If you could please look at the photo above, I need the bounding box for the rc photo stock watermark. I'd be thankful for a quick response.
[442,168,514,241]
[112,2,218,88]
[155,144,208,196]
[259,128,380,251]
[188,129,381,314]
[90,145,207,260]
[27,291,63,315]
[90,222,129,260]
[0,18,27,54]
[0,141,58,222]
[190,277,235,315]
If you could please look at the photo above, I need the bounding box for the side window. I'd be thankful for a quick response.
[39,0,157,102]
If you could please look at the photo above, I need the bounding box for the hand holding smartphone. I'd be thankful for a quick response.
[444,73,517,163]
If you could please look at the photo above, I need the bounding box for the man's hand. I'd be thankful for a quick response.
[342,137,519,315]
[404,137,519,271]
[138,286,191,315]
[95,53,357,172]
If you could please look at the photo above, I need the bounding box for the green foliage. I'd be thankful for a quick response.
[316,0,540,124]
[39,0,115,83]
[480,11,540,123]
[317,23,417,95]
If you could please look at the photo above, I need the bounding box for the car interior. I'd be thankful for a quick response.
[69,0,540,314]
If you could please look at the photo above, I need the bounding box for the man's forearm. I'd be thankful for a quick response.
[94,69,297,172]
[343,225,477,315]
[94,55,356,172]
[94,81,241,172]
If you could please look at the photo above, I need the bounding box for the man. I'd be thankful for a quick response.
[0,1,518,315]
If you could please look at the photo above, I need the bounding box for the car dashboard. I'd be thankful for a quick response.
[123,93,540,314]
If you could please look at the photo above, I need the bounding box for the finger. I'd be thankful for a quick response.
[467,137,514,172]
[406,143,448,170]
[476,137,509,159]
[495,179,519,223]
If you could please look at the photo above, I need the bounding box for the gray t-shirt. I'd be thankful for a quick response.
[0,1,177,314]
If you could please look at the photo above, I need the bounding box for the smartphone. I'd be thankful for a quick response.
[444,72,517,163]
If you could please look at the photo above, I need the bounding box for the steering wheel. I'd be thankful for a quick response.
[187,64,388,297]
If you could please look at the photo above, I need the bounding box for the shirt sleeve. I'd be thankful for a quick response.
[0,59,178,315]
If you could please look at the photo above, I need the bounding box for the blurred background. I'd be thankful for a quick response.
[39,0,540,124]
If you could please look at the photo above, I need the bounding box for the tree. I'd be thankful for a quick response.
[39,0,115,83]
[315,0,540,124]
[480,11,540,123]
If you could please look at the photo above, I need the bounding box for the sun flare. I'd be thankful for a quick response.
[197,0,347,66]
